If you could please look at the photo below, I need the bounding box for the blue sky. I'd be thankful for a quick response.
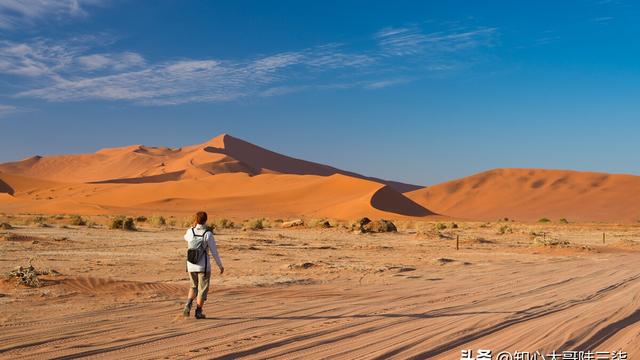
[1,0,639,185]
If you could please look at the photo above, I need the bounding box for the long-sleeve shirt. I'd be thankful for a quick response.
[184,224,223,273]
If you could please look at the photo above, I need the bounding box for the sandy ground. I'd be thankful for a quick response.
[1,221,640,359]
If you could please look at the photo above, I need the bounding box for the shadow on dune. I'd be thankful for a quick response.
[89,170,186,184]
[203,134,422,192]
[0,178,14,195]
[370,186,435,216]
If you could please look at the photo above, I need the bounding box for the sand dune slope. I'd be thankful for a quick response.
[407,168,640,222]
[0,134,419,192]
[0,172,434,219]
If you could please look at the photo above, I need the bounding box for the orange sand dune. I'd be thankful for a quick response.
[407,168,640,222]
[0,172,433,219]
[0,134,420,192]
[0,134,430,219]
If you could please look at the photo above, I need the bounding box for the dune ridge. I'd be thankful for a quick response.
[407,168,640,222]
[2,135,640,221]
[0,135,433,219]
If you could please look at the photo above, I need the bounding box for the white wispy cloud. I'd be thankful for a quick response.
[592,16,614,23]
[2,23,499,106]
[376,26,498,56]
[0,0,105,29]
[77,52,145,71]
[0,104,16,117]
[364,78,412,90]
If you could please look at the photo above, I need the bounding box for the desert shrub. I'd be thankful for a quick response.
[350,217,372,232]
[109,217,124,229]
[86,221,98,228]
[31,216,48,226]
[109,216,136,231]
[172,217,191,228]
[0,222,12,230]
[533,237,570,247]
[450,223,459,229]
[210,218,235,230]
[243,218,264,231]
[538,218,551,223]
[559,218,569,224]
[281,219,304,228]
[135,215,148,223]
[498,225,513,235]
[148,215,166,227]
[123,217,136,231]
[435,223,447,230]
[5,260,56,288]
[363,219,397,233]
[50,214,65,220]
[69,215,86,226]
[310,219,332,228]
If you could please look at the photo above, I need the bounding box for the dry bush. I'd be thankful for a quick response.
[281,219,304,228]
[533,236,570,247]
[210,218,235,230]
[435,223,447,230]
[538,217,551,223]
[0,222,12,230]
[69,215,86,226]
[135,215,148,223]
[559,218,569,224]
[6,260,58,288]
[243,218,265,231]
[30,216,48,227]
[350,217,372,232]
[363,219,397,233]
[148,215,166,227]
[109,216,136,231]
[498,225,513,235]
[309,219,332,229]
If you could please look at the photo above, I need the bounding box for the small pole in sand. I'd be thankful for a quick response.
[603,233,606,245]
[456,235,459,250]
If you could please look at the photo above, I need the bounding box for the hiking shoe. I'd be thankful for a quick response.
[182,303,192,317]
[194,308,206,319]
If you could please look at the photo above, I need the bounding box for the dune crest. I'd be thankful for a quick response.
[0,135,431,219]
[407,168,640,222]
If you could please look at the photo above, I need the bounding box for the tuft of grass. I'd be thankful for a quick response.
[363,219,397,233]
[350,217,372,232]
[6,259,57,288]
[243,218,264,231]
[209,218,236,230]
[310,219,332,229]
[69,215,86,226]
[148,215,166,227]
[498,225,513,235]
[30,216,48,226]
[123,217,136,231]
[281,219,304,228]
[533,237,570,247]
[109,216,137,231]
[558,218,569,224]
[538,218,551,223]
[435,223,447,230]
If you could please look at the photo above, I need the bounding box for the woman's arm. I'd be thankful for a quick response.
[206,233,224,273]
